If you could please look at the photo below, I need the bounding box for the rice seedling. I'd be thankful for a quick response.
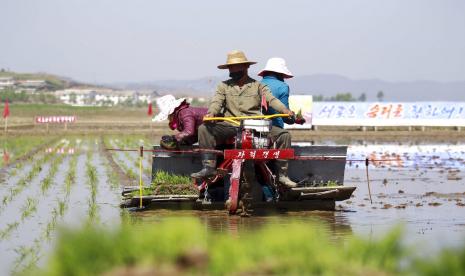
[20,197,38,221]
[58,200,67,217]
[0,221,19,240]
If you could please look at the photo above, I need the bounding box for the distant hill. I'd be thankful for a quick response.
[0,71,95,91]
[110,74,465,101]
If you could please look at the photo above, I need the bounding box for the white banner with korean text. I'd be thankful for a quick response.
[35,116,76,124]
[312,102,465,127]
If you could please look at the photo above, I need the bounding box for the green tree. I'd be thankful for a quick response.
[313,95,324,101]
[329,93,356,102]
[69,93,77,104]
[358,93,366,102]
[377,90,384,102]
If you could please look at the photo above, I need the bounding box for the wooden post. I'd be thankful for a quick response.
[139,145,144,209]
[3,117,7,135]
[365,158,373,204]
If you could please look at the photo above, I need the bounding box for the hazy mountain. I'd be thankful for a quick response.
[109,74,465,101]
[287,74,465,101]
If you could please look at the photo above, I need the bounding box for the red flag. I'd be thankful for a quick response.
[147,102,153,116]
[3,99,9,119]
[3,151,9,164]
[261,94,268,112]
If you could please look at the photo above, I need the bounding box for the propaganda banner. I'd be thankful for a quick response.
[35,116,77,124]
[312,102,465,127]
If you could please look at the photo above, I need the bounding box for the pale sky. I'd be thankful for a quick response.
[1,0,464,83]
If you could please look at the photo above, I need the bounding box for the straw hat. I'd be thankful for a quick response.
[152,95,186,122]
[217,50,257,69]
[258,57,294,78]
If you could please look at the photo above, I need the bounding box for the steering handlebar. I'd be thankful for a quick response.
[203,114,291,126]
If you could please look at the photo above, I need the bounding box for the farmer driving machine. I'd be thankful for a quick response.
[200,114,303,214]
[121,114,356,214]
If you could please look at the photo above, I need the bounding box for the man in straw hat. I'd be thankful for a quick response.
[191,50,297,189]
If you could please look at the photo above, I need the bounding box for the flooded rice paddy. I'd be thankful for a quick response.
[0,135,464,274]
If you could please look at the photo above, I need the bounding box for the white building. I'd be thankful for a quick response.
[0,77,15,89]
[55,88,157,106]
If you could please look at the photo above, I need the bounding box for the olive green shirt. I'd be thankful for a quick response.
[208,77,287,118]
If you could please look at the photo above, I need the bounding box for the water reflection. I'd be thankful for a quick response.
[348,144,465,170]
[131,209,353,239]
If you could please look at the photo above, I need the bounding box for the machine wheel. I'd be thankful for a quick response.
[227,159,242,214]
[228,178,239,214]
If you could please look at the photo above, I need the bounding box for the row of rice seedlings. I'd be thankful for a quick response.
[112,152,137,182]
[106,136,151,185]
[113,139,152,181]
[106,138,138,182]
[0,141,65,211]
[0,151,66,241]
[99,136,123,190]
[11,140,78,274]
[86,150,99,223]
[40,153,67,194]
[64,153,78,196]
[12,158,76,274]
[102,157,121,190]
[13,198,68,274]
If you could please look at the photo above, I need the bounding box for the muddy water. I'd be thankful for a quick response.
[132,140,465,256]
[342,142,465,254]
[1,136,465,274]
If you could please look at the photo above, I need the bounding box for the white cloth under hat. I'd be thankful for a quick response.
[152,95,186,122]
[258,57,293,78]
